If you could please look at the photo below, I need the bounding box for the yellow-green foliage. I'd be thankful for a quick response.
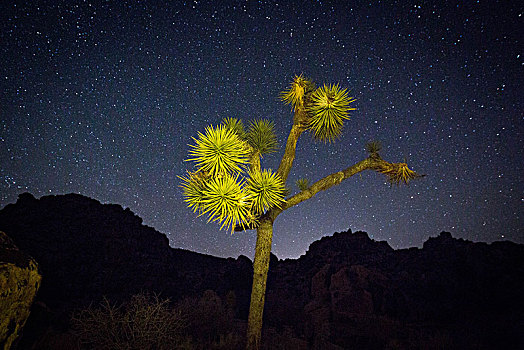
[246,169,286,215]
[181,120,285,233]
[178,171,209,215]
[221,117,246,139]
[187,125,250,176]
[180,168,285,233]
[245,119,278,155]
[198,173,253,231]
[379,162,422,185]
[280,74,312,111]
[307,84,356,143]
[365,140,382,154]
[0,260,41,350]
[295,178,310,191]
[180,172,252,232]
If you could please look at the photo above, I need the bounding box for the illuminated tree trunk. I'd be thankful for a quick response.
[246,217,273,350]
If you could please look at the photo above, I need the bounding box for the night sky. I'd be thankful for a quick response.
[1,1,522,259]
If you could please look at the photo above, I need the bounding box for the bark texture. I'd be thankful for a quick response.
[246,218,273,350]
[246,108,305,349]
[276,108,307,183]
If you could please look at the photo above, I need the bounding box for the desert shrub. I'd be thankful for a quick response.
[71,293,185,350]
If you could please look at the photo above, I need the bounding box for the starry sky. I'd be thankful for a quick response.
[1,1,522,259]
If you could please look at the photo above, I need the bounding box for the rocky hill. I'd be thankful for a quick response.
[266,230,524,348]
[0,193,522,349]
[0,193,253,310]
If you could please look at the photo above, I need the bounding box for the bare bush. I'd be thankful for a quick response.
[71,293,185,350]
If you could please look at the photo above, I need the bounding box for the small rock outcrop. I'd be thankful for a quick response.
[0,231,41,350]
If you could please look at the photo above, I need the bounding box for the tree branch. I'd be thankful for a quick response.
[270,154,422,219]
[235,110,308,233]
[276,108,308,184]
[248,149,261,173]
[278,158,371,213]
[236,153,422,232]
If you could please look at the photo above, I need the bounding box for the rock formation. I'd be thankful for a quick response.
[265,230,524,349]
[0,230,41,350]
[0,192,523,349]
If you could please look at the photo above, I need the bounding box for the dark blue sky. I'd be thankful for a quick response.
[1,1,522,259]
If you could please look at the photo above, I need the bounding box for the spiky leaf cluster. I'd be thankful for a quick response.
[179,172,253,232]
[222,117,246,139]
[280,74,314,111]
[379,162,422,185]
[307,84,356,143]
[246,169,286,215]
[182,122,286,232]
[246,119,278,154]
[296,178,310,191]
[178,171,208,214]
[187,125,249,176]
[365,141,382,155]
[200,174,252,231]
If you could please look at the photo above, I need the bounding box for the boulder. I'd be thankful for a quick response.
[0,231,41,350]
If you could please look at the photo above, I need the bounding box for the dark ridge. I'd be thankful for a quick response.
[1,192,522,349]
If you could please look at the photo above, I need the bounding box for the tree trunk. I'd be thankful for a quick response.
[246,218,273,350]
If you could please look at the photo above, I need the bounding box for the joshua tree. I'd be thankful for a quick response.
[180,75,423,350]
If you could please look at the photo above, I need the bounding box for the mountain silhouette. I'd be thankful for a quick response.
[0,192,522,349]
